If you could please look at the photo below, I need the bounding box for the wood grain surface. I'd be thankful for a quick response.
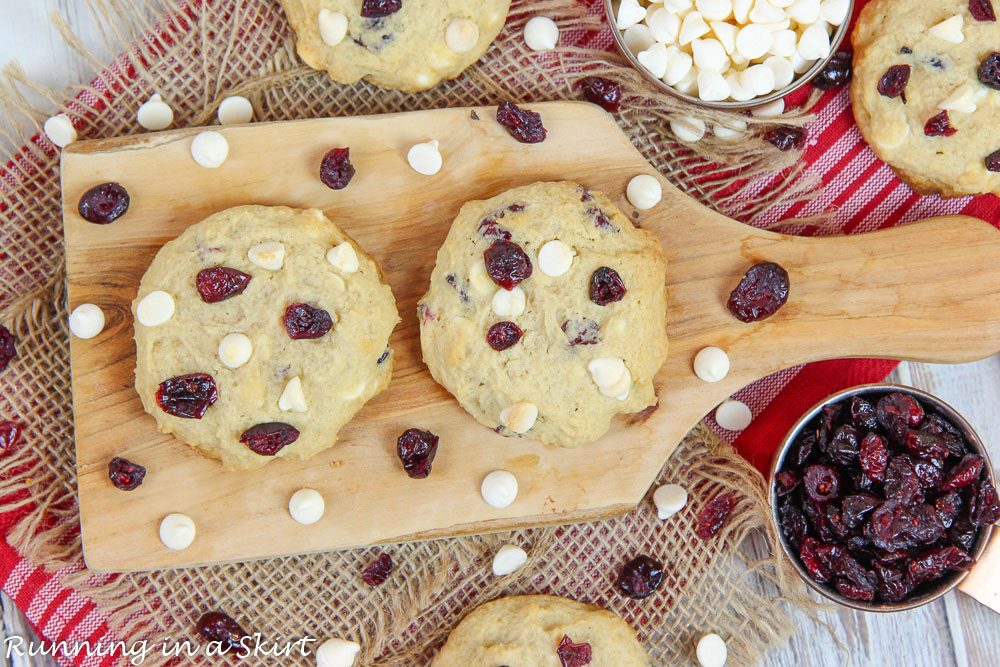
[61,102,1000,572]
[3,2,999,664]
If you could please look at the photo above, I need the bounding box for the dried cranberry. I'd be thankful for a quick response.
[726,262,790,322]
[155,373,218,419]
[876,392,923,440]
[774,470,800,497]
[859,432,889,482]
[884,456,923,505]
[78,182,130,224]
[877,65,911,99]
[924,111,957,137]
[872,562,912,601]
[484,241,532,290]
[561,319,601,346]
[0,420,22,450]
[842,493,880,529]
[950,517,977,551]
[920,413,966,457]
[396,428,439,479]
[850,397,878,430]
[589,267,627,305]
[935,493,962,527]
[486,321,523,351]
[792,433,815,467]
[779,500,808,549]
[196,267,252,303]
[799,537,831,582]
[913,459,943,489]
[826,424,860,466]
[907,546,973,583]
[765,126,806,151]
[813,51,853,89]
[941,454,984,492]
[904,428,949,461]
[803,498,834,541]
[556,635,592,667]
[283,303,333,339]
[496,101,547,144]
[0,325,14,372]
[695,494,733,540]
[197,611,248,653]
[834,577,875,601]
[617,555,664,599]
[970,0,997,22]
[826,504,850,539]
[576,76,623,112]
[108,457,146,491]
[361,0,401,18]
[979,52,1000,89]
[906,504,946,544]
[361,552,393,586]
[970,480,1000,527]
[987,149,1000,172]
[803,464,840,502]
[240,422,299,456]
[319,147,356,190]
[587,207,616,232]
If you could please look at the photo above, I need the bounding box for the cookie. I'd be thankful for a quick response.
[431,595,653,666]
[133,205,398,470]
[851,0,1000,197]
[279,0,511,92]
[418,181,668,448]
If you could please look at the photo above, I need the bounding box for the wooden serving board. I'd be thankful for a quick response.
[62,102,1000,572]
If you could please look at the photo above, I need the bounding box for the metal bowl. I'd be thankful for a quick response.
[603,0,855,110]
[768,383,996,612]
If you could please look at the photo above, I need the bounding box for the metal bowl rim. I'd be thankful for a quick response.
[767,382,996,613]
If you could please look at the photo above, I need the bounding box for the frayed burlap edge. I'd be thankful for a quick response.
[0,0,831,664]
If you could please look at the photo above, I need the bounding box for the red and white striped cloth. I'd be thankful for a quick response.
[1,0,998,663]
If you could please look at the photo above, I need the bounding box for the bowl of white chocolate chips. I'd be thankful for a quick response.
[606,0,853,109]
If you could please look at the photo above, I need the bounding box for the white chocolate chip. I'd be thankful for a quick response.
[616,0,647,29]
[692,38,729,72]
[137,94,174,131]
[217,95,254,125]
[315,638,361,667]
[679,12,711,45]
[446,18,480,53]
[696,0,734,21]
[218,333,253,369]
[765,55,794,89]
[468,259,494,296]
[626,174,663,209]
[492,544,529,576]
[500,402,538,434]
[674,69,699,94]
[790,49,812,74]
[326,242,359,273]
[741,64,777,97]
[819,0,849,25]
[588,357,627,388]
[279,376,308,412]
[769,29,798,58]
[481,470,518,508]
[600,366,632,400]
[663,46,694,85]
[713,123,743,140]
[750,0,786,22]
[43,114,77,148]
[318,9,348,46]
[69,303,105,340]
[710,21,738,55]
[338,380,366,401]
[726,72,757,102]
[159,513,196,550]
[797,23,831,61]
[653,484,689,520]
[696,633,728,667]
[939,84,978,114]
[637,42,669,79]
[786,0,819,24]
[752,98,785,119]
[288,488,324,525]
[873,117,910,149]
[491,286,526,317]
[248,241,285,270]
[698,70,732,101]
[136,291,175,327]
[648,8,681,44]
[666,0,695,12]
[524,16,559,51]
[407,139,443,175]
[733,0,753,23]
[623,23,656,53]
[190,131,229,168]
[770,0,797,7]
[537,240,575,277]
[715,399,753,430]
[929,15,965,44]
[736,23,772,60]
[671,115,707,142]
[694,346,730,383]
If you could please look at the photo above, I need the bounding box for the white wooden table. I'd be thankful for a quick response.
[1,2,998,665]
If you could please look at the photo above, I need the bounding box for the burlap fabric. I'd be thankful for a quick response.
[0,0,824,664]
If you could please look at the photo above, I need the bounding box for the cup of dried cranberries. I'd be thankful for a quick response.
[769,383,998,611]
